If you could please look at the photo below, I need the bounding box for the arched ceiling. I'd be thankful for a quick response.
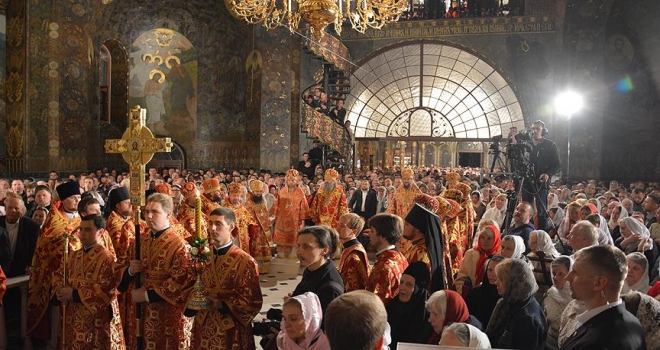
[345,42,526,139]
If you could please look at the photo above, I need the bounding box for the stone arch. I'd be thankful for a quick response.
[345,41,527,140]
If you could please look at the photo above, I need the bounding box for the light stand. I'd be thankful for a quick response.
[554,91,584,184]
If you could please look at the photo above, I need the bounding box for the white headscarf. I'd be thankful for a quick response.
[619,217,652,253]
[548,193,560,209]
[622,252,650,294]
[467,323,492,348]
[531,230,560,258]
[608,205,629,230]
[503,235,526,259]
[549,207,565,231]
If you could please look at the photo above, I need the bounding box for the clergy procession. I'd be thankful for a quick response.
[0,112,656,350]
[2,160,660,350]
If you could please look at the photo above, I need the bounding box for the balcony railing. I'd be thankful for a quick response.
[302,104,352,159]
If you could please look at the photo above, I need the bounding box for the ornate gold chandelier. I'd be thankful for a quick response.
[224,0,407,39]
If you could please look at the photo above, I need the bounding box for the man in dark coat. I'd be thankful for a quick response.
[348,179,378,222]
[560,245,645,350]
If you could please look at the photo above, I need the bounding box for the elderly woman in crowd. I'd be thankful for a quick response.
[500,235,532,268]
[466,255,505,328]
[622,252,651,294]
[486,259,546,350]
[620,291,660,349]
[528,230,560,283]
[426,290,482,345]
[480,194,507,228]
[455,224,502,297]
[542,256,573,350]
[277,292,329,350]
[439,323,491,348]
[386,262,434,349]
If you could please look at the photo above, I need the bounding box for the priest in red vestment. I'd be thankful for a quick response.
[187,207,262,349]
[366,213,409,305]
[271,169,308,259]
[27,181,82,342]
[53,214,124,349]
[386,167,421,257]
[337,213,371,292]
[308,168,348,229]
[245,180,273,274]
[118,193,195,350]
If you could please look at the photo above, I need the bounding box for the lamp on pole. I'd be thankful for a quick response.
[553,91,584,184]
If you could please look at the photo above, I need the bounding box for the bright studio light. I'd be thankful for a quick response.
[554,91,584,117]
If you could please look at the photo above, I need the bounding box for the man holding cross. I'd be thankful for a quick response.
[117,193,195,349]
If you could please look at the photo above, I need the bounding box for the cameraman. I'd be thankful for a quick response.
[523,120,560,231]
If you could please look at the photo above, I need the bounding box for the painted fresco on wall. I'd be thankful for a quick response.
[129,28,197,140]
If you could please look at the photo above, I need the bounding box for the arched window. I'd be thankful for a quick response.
[345,42,525,139]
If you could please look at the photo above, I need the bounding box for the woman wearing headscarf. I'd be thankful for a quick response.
[527,230,560,284]
[439,323,491,348]
[466,255,505,329]
[547,193,560,209]
[616,217,659,277]
[480,194,508,228]
[501,235,533,269]
[455,224,501,297]
[542,256,573,350]
[277,292,330,350]
[622,252,651,294]
[426,290,482,345]
[486,259,546,350]
[386,262,434,349]
[608,204,628,241]
[547,207,564,238]
[620,291,660,350]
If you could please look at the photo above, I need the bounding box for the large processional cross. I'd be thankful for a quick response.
[104,105,172,350]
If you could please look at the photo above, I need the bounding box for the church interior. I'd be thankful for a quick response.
[0,0,658,181]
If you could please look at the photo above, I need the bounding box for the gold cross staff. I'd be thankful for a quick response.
[104,105,172,207]
[104,105,171,350]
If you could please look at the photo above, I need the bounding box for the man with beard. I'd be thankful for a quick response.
[386,167,421,256]
[308,168,348,229]
[245,180,273,273]
[176,182,207,239]
[505,202,535,253]
[403,200,447,293]
[226,183,257,253]
[271,169,309,259]
[201,178,224,213]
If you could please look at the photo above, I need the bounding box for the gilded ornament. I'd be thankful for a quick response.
[154,29,175,46]
[7,126,23,157]
[6,72,24,103]
[7,17,24,47]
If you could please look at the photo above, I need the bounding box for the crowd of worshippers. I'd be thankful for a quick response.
[0,165,658,349]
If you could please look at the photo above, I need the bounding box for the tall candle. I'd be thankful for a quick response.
[195,190,202,239]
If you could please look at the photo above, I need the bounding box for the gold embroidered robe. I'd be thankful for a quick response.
[367,249,409,305]
[226,203,256,253]
[386,185,421,256]
[338,241,371,292]
[178,203,208,239]
[245,199,273,263]
[271,186,309,248]
[52,244,124,350]
[123,228,195,350]
[190,245,262,349]
[308,185,348,228]
[27,204,82,340]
